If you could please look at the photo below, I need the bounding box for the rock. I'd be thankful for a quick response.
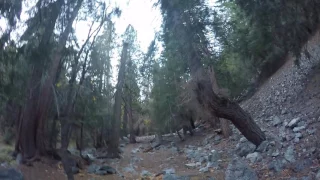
[163,168,175,174]
[208,150,220,162]
[206,162,219,169]
[185,163,197,169]
[271,149,280,157]
[199,167,209,173]
[246,152,262,163]
[163,174,178,180]
[171,147,179,154]
[316,170,320,179]
[256,141,269,152]
[87,164,99,174]
[291,158,312,173]
[92,165,116,175]
[202,135,214,146]
[307,128,316,135]
[293,126,306,132]
[297,121,306,127]
[295,133,302,139]
[285,145,296,162]
[0,168,24,180]
[240,137,247,143]
[236,141,256,157]
[141,170,152,177]
[268,159,287,172]
[214,135,222,142]
[0,162,9,168]
[225,157,258,180]
[301,176,313,180]
[272,116,281,126]
[123,166,137,174]
[287,118,301,128]
[131,148,140,154]
[281,109,287,114]
[286,134,294,141]
[100,165,116,174]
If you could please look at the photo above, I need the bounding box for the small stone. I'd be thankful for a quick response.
[196,162,201,166]
[240,137,247,143]
[272,150,280,157]
[272,116,281,126]
[99,165,116,174]
[316,170,320,179]
[286,135,294,141]
[307,129,316,135]
[285,145,296,163]
[268,159,287,172]
[199,167,209,173]
[163,168,175,174]
[123,166,137,174]
[256,141,269,152]
[185,163,197,169]
[140,170,152,177]
[297,121,306,127]
[288,118,301,128]
[246,152,262,163]
[87,164,99,174]
[293,126,306,132]
[236,142,256,157]
[295,133,302,139]
[131,148,140,154]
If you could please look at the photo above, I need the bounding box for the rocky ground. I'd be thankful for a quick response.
[2,28,320,180]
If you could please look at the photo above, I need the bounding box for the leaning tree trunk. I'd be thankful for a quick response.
[209,67,232,138]
[107,42,129,158]
[194,76,266,145]
[189,55,266,146]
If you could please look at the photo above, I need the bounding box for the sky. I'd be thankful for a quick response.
[0,0,163,84]
[75,0,162,84]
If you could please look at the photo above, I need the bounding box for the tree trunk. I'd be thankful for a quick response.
[194,77,266,145]
[128,90,136,143]
[107,42,128,158]
[220,118,232,138]
[122,100,128,138]
[186,45,266,145]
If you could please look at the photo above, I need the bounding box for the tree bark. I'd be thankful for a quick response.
[128,90,136,143]
[107,42,128,158]
[194,78,266,145]
[220,118,232,138]
[122,99,128,138]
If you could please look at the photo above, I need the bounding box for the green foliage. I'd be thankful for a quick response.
[214,0,320,85]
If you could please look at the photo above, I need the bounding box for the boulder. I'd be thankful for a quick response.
[225,157,258,180]
[0,168,24,180]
